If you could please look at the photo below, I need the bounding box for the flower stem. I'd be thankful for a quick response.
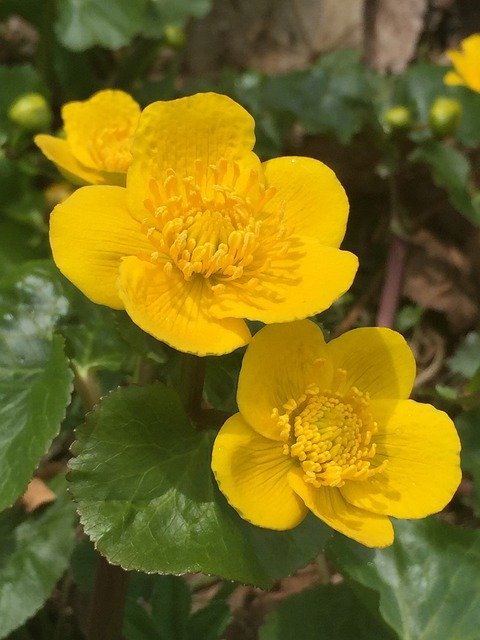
[178,353,206,423]
[86,555,129,640]
[73,367,130,640]
[375,172,409,328]
[375,234,408,328]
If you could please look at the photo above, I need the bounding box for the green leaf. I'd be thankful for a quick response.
[141,0,212,38]
[456,409,480,515]
[260,50,376,144]
[259,583,396,640]
[69,383,330,588]
[448,332,480,378]
[0,65,43,121]
[401,61,447,122]
[187,599,231,640]
[0,476,76,639]
[410,140,480,224]
[0,222,46,275]
[0,262,73,511]
[454,86,480,147]
[204,351,242,413]
[328,518,480,640]
[55,0,148,51]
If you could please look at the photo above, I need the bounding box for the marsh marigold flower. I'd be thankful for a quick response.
[35,89,141,185]
[49,93,358,355]
[211,321,461,546]
[444,34,480,93]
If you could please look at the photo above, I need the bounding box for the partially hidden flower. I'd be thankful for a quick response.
[444,34,480,93]
[49,92,358,356]
[211,320,461,547]
[35,89,141,185]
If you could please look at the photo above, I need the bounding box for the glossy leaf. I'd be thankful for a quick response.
[0,262,73,511]
[259,583,395,640]
[0,476,76,639]
[69,383,330,588]
[328,518,480,640]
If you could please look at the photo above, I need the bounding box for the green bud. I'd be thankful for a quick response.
[381,106,414,133]
[8,93,52,131]
[164,24,187,48]
[429,96,462,137]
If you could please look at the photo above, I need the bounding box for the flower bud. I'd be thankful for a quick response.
[8,93,52,131]
[428,96,462,137]
[164,24,187,48]
[381,106,414,134]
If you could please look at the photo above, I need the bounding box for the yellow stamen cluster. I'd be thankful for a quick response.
[87,123,134,172]
[277,372,387,488]
[142,158,298,296]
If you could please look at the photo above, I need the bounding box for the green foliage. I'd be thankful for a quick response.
[328,519,480,639]
[0,262,73,511]
[410,141,480,224]
[0,66,44,122]
[259,583,396,640]
[456,409,480,515]
[0,476,76,639]
[69,383,330,588]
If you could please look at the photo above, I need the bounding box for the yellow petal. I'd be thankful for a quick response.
[341,399,461,518]
[236,320,333,441]
[443,70,464,87]
[34,134,113,186]
[288,468,394,547]
[210,237,358,323]
[117,257,251,355]
[262,156,350,247]
[127,92,260,218]
[446,35,480,92]
[212,414,308,529]
[63,89,140,172]
[50,185,150,309]
[325,327,416,399]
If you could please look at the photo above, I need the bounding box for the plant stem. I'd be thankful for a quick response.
[375,234,408,328]
[178,353,207,423]
[73,367,130,640]
[375,172,409,328]
[86,555,129,640]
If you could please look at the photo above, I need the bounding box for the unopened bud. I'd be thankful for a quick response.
[381,106,414,134]
[429,96,462,137]
[8,93,52,131]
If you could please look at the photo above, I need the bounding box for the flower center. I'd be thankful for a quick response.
[277,372,387,488]
[87,122,135,173]
[141,158,294,293]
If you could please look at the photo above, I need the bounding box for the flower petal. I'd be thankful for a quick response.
[341,399,461,518]
[212,414,308,529]
[236,320,333,441]
[50,185,150,309]
[288,468,394,547]
[34,134,115,186]
[118,257,251,355]
[443,70,464,87]
[210,237,358,323]
[262,156,350,247]
[63,89,140,171]
[325,327,416,399]
[127,93,259,218]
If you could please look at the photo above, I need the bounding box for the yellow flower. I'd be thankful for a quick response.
[49,93,358,356]
[211,320,461,547]
[444,34,480,93]
[35,89,141,185]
